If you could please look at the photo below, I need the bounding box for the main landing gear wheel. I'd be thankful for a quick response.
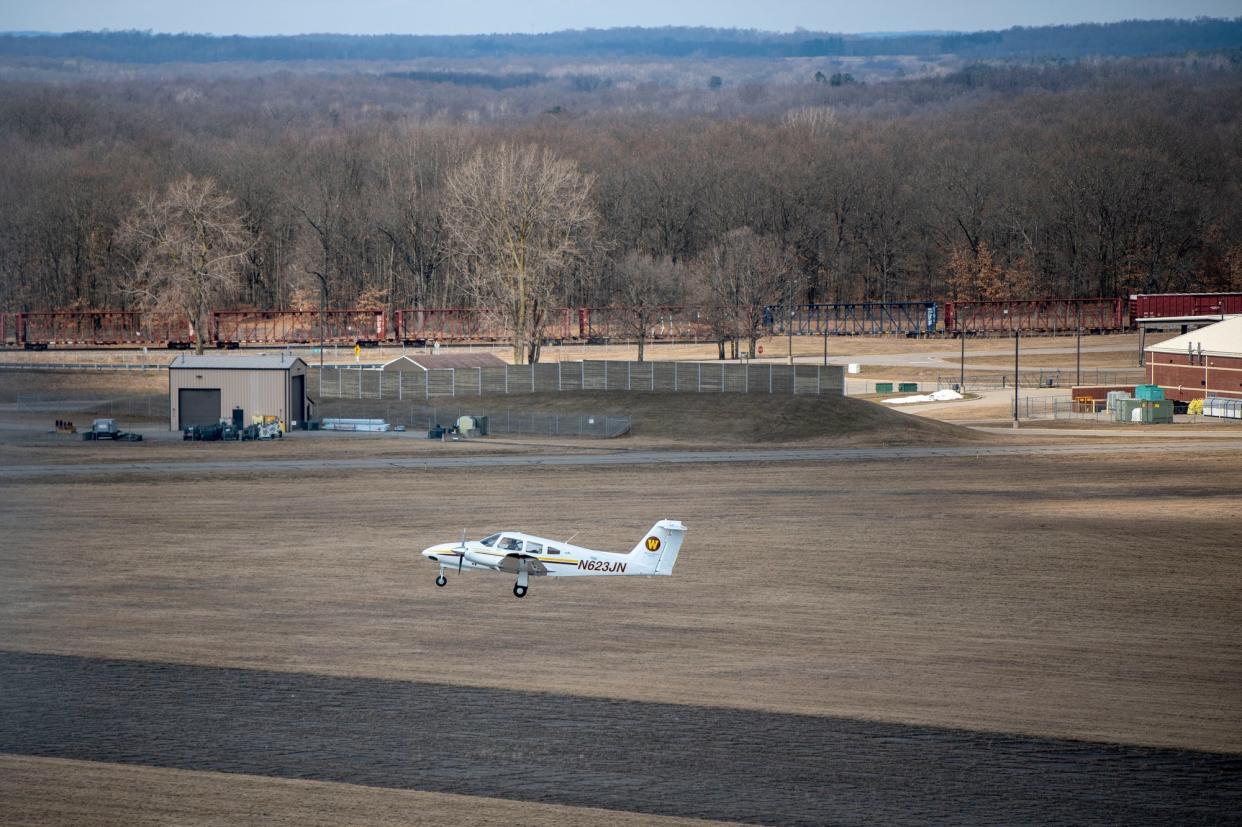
[436,574,447,587]
[513,584,528,598]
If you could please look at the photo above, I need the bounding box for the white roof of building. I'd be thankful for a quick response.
[168,354,305,370]
[1145,316,1242,358]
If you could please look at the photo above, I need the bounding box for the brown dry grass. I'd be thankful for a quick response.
[2,450,1239,753]
[0,755,737,827]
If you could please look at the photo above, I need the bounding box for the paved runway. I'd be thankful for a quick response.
[1,439,1238,479]
[3,651,1239,826]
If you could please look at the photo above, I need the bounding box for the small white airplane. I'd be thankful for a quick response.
[421,519,686,598]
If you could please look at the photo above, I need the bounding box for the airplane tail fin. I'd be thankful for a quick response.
[629,520,687,575]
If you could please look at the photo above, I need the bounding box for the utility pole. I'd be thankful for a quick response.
[787,283,795,366]
[1013,329,1020,429]
[959,332,965,392]
[822,313,829,366]
[1076,309,1082,386]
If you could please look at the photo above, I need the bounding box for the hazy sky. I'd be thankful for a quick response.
[2,0,1237,36]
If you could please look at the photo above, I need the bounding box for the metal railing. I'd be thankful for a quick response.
[936,369,1143,391]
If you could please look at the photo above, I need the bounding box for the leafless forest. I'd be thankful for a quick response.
[2,24,1241,338]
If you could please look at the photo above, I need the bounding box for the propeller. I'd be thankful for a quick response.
[455,528,467,573]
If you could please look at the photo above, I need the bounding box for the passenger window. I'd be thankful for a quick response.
[480,533,500,547]
[527,542,543,554]
[546,547,561,555]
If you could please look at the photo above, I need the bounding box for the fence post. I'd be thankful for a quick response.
[769,364,773,394]
[673,362,678,392]
[720,363,725,392]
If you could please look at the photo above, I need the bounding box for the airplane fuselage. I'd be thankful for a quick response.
[422,520,686,598]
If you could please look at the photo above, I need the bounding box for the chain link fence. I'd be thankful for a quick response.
[309,360,845,401]
[937,369,1143,391]
[15,393,168,423]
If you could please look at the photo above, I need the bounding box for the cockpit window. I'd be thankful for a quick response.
[480,533,500,547]
[498,536,522,551]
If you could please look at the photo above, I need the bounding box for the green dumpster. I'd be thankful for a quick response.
[875,382,894,394]
[898,383,918,393]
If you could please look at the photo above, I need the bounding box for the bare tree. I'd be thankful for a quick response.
[443,143,596,363]
[611,253,685,361]
[119,175,252,354]
[697,228,795,359]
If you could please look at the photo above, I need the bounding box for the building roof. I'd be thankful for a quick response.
[383,352,508,370]
[168,354,305,370]
[1146,316,1242,358]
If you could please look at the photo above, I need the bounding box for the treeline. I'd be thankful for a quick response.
[0,58,1240,319]
[2,19,1241,63]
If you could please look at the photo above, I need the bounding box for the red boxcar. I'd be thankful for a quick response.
[1132,293,1242,322]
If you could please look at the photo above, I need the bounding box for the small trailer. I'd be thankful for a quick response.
[82,419,143,441]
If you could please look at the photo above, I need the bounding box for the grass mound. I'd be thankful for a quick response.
[321,390,977,445]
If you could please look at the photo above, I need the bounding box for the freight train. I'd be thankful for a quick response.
[3,294,1238,350]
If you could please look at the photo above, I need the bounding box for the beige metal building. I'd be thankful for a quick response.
[168,355,309,431]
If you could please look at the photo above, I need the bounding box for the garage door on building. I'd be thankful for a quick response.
[178,388,221,429]
[291,374,305,424]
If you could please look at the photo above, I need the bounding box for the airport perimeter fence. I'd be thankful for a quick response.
[315,399,630,438]
[935,369,1144,391]
[15,393,168,423]
[308,360,845,401]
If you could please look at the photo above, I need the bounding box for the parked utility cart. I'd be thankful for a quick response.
[82,419,143,441]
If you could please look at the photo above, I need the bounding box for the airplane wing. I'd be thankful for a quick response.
[496,554,549,576]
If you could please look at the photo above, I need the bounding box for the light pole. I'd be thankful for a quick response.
[822,307,829,366]
[959,332,965,392]
[1076,302,1082,386]
[787,283,795,366]
[1013,329,1020,429]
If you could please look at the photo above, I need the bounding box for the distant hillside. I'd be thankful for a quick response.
[1,19,1240,64]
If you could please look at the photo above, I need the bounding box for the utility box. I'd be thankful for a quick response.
[1115,398,1173,423]
[1135,384,1165,401]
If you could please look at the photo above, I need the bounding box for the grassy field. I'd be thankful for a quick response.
[0,755,737,827]
[3,451,1238,753]
[2,354,1238,823]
